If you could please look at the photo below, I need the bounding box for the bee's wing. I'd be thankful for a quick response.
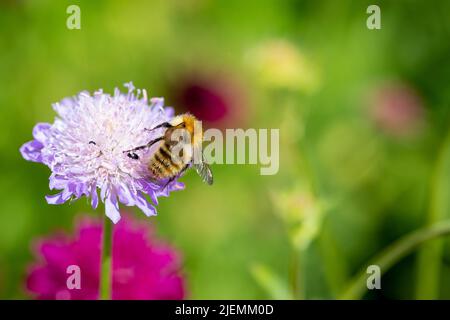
[193,158,213,185]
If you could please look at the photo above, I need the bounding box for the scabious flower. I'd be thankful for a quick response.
[26,214,185,300]
[20,83,184,223]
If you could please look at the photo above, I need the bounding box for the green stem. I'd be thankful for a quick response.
[318,226,349,298]
[291,247,306,299]
[415,128,450,299]
[339,221,450,300]
[289,246,300,299]
[100,216,113,300]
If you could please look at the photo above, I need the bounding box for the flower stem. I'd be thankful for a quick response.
[415,128,450,299]
[318,227,348,297]
[290,246,304,299]
[100,215,113,300]
[339,221,450,300]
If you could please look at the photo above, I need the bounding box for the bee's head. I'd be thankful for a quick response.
[168,113,203,145]
[168,115,184,127]
[169,113,197,134]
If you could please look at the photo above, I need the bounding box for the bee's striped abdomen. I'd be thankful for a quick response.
[148,142,182,180]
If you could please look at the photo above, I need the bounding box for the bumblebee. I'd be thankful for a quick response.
[124,113,213,187]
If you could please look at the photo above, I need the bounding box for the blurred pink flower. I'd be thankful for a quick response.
[26,215,185,300]
[170,71,248,128]
[370,84,425,137]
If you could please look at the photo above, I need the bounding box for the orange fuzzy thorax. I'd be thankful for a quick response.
[170,114,203,147]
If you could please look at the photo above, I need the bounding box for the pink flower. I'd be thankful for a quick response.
[26,215,185,300]
[369,83,425,138]
[170,71,248,128]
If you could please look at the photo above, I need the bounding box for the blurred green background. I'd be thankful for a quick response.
[1,0,450,299]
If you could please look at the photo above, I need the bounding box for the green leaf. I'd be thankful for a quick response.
[250,264,293,300]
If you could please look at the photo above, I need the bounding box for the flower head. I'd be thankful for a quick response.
[20,83,184,223]
[26,214,185,300]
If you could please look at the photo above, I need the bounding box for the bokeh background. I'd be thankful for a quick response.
[1,0,450,299]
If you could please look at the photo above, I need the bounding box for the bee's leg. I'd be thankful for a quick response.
[179,163,190,176]
[160,176,176,192]
[123,136,164,158]
[162,164,190,191]
[144,122,172,132]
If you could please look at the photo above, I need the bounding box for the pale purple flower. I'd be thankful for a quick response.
[20,83,184,223]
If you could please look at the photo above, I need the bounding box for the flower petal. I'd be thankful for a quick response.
[135,193,157,217]
[90,186,99,209]
[165,106,175,118]
[135,179,159,205]
[32,123,52,142]
[49,174,69,190]
[105,194,121,224]
[45,190,72,205]
[117,183,136,206]
[20,140,44,163]
[150,97,165,112]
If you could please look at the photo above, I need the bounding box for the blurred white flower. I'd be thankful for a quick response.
[247,39,320,93]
